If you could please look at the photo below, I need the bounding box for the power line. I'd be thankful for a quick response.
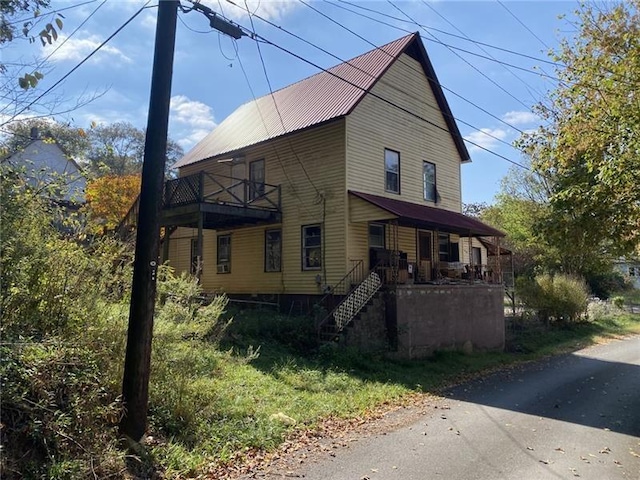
[250,32,533,173]
[330,0,563,79]
[497,0,551,50]
[4,0,100,27]
[419,0,544,103]
[237,0,528,150]
[0,0,108,107]
[387,0,532,111]
[241,0,322,197]
[2,1,152,127]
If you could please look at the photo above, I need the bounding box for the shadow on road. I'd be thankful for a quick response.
[443,350,640,437]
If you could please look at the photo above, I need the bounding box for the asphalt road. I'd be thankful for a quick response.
[287,337,640,480]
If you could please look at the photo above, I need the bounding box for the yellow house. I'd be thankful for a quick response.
[163,33,507,356]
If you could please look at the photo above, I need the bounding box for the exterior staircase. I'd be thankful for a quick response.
[317,268,383,342]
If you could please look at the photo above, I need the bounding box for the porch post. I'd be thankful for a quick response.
[196,213,204,282]
[162,227,170,264]
[496,236,502,284]
[468,231,473,284]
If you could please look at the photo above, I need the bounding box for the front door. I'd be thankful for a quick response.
[418,231,432,282]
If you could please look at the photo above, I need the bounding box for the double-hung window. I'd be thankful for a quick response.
[423,161,436,202]
[368,223,385,249]
[384,149,400,194]
[302,225,322,270]
[217,234,231,273]
[249,159,265,200]
[265,229,282,272]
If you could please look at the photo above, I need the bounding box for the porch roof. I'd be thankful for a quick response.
[349,191,505,237]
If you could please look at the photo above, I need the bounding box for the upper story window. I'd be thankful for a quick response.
[384,149,400,194]
[302,224,322,270]
[423,161,436,202]
[249,159,265,201]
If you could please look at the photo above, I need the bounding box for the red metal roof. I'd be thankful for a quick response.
[175,33,470,168]
[350,191,505,237]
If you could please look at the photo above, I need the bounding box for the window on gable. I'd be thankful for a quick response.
[384,149,400,194]
[423,161,436,202]
[302,224,322,270]
[217,234,231,273]
[249,159,265,201]
[265,229,281,272]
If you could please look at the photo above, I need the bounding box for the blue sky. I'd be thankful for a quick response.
[1,0,580,204]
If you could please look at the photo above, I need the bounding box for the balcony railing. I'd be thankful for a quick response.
[163,171,281,212]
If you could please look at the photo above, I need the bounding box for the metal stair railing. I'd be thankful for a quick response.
[317,264,383,338]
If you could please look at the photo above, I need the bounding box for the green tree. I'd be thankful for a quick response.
[518,1,640,258]
[0,118,91,159]
[87,121,184,177]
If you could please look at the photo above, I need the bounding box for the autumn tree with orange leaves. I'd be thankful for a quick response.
[85,174,140,231]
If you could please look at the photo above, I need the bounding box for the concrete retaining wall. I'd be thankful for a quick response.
[392,284,505,359]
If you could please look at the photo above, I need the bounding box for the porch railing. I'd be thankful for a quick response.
[164,171,281,211]
[316,260,382,340]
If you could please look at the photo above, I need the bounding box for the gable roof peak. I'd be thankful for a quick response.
[175,32,469,168]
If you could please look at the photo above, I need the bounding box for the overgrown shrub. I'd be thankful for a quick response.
[516,273,589,323]
[0,342,123,479]
[586,271,629,299]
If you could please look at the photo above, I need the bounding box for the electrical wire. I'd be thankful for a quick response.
[297,0,530,136]
[0,0,109,108]
[229,0,528,156]
[497,0,550,50]
[329,0,563,80]
[2,1,152,127]
[388,0,532,111]
[3,0,100,27]
[242,0,322,197]
[419,0,544,103]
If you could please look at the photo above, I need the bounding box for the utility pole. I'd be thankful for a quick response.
[120,0,178,442]
[119,0,245,442]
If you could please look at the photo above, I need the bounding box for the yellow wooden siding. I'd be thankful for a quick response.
[346,53,462,212]
[460,237,488,266]
[170,120,347,294]
[395,226,417,264]
[348,195,397,223]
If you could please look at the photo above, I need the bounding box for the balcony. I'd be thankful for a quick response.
[161,171,281,230]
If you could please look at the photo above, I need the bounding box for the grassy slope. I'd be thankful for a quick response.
[147,308,640,477]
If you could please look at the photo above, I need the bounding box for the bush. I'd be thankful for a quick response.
[516,273,589,323]
[586,271,629,299]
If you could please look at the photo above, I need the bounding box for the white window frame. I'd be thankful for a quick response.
[423,161,436,202]
[384,149,400,194]
[217,234,231,273]
[302,224,322,270]
[368,223,385,249]
[265,229,282,272]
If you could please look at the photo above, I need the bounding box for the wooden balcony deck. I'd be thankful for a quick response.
[161,171,282,229]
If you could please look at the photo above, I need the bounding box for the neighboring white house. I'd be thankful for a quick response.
[3,128,86,203]
[615,258,640,289]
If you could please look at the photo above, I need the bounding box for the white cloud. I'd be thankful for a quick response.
[501,110,539,126]
[202,0,299,22]
[464,127,510,153]
[140,11,157,30]
[48,34,132,64]
[169,95,217,149]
